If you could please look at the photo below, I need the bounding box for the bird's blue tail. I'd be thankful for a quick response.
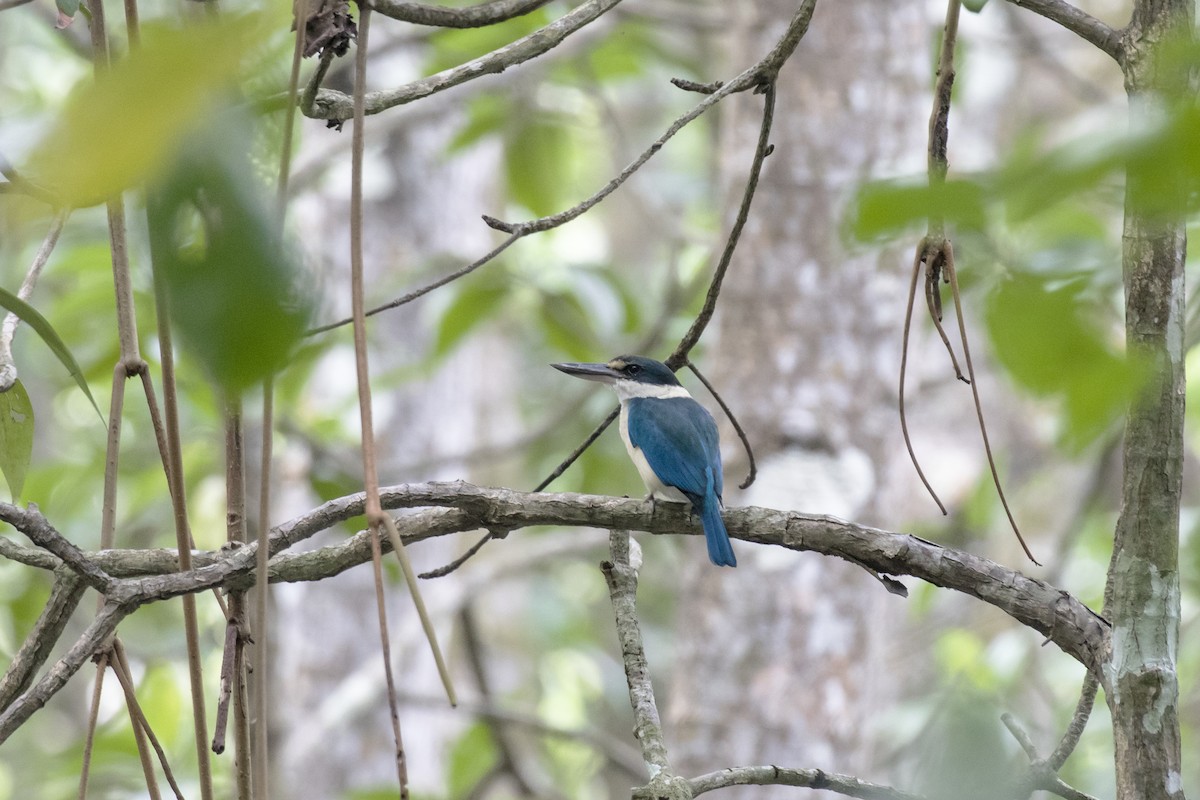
[700,487,736,568]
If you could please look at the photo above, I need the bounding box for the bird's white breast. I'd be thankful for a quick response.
[617,395,689,504]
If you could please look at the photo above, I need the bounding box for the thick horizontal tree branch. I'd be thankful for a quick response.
[1003,0,1124,62]
[306,0,623,119]
[373,0,551,27]
[0,504,115,593]
[688,765,927,800]
[0,482,1110,679]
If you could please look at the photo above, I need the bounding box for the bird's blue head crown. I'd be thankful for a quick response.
[606,355,681,386]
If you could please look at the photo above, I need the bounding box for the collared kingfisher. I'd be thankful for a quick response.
[551,355,736,567]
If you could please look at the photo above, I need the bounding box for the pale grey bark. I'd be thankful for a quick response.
[669,0,930,791]
[1107,3,1191,798]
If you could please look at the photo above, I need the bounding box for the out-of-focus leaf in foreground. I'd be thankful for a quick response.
[27,18,258,207]
[147,122,314,395]
[0,286,102,421]
[0,380,33,500]
[985,272,1142,450]
[850,178,987,241]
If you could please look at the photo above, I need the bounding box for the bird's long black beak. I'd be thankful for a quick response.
[551,361,622,383]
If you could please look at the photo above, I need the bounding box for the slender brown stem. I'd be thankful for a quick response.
[76,652,110,800]
[111,640,186,800]
[0,208,69,391]
[417,530,494,579]
[148,248,214,800]
[899,243,948,515]
[686,361,756,490]
[99,362,128,551]
[109,643,163,800]
[346,1,452,788]
[944,246,1038,564]
[231,606,252,800]
[212,620,239,755]
[369,522,410,797]
[252,379,274,800]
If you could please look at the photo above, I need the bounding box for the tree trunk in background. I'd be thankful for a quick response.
[271,90,505,797]
[1110,3,1189,797]
[669,0,931,787]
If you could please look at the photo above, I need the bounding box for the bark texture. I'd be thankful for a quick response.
[1109,4,1191,797]
[669,0,931,790]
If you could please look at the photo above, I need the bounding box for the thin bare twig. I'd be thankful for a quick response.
[374,0,550,27]
[460,606,551,797]
[347,5,453,791]
[0,570,85,711]
[1048,671,1099,770]
[1000,712,1102,800]
[686,360,756,490]
[534,77,786,492]
[306,0,625,120]
[601,531,682,792]
[0,153,59,205]
[306,231,522,336]
[0,601,130,745]
[418,530,495,579]
[1003,0,1123,61]
[944,248,1038,564]
[76,651,110,800]
[898,244,948,515]
[0,504,115,593]
[212,619,239,755]
[689,766,927,800]
[111,639,185,800]
[147,224,215,800]
[0,209,69,391]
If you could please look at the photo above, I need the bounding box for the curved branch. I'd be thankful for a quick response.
[1,482,1108,681]
[306,0,624,120]
[1003,0,1123,62]
[0,601,129,744]
[374,0,551,28]
[0,570,86,711]
[689,765,927,800]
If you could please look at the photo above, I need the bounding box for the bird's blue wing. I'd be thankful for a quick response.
[626,397,723,501]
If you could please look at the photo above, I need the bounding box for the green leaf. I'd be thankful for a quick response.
[985,272,1141,449]
[147,120,314,395]
[447,95,508,154]
[0,381,33,501]
[505,115,571,217]
[850,178,987,241]
[0,288,102,422]
[962,0,989,11]
[446,723,498,799]
[433,279,509,357]
[426,10,550,73]
[539,291,597,360]
[27,17,259,207]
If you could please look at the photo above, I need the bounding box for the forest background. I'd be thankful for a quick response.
[0,0,1196,799]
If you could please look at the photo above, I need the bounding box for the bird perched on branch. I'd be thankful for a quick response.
[552,355,736,567]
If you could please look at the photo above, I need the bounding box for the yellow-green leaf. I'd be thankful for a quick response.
[0,287,102,422]
[0,381,33,501]
[147,120,314,395]
[27,17,259,208]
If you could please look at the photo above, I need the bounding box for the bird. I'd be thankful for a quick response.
[551,355,736,567]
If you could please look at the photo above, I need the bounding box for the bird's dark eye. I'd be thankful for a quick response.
[625,364,641,375]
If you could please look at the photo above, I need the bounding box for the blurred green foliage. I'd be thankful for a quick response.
[0,380,33,500]
[28,17,262,207]
[0,2,1198,800]
[147,119,314,395]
